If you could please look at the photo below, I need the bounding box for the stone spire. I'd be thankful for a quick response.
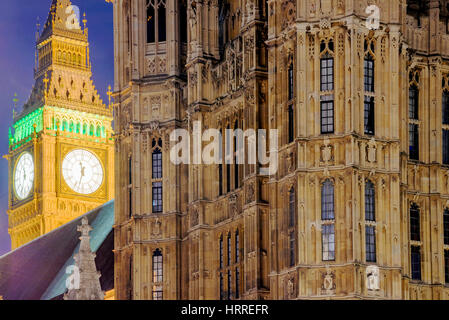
[64,217,104,300]
[16,0,109,121]
[39,0,85,42]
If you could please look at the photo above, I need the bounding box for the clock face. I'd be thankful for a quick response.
[62,149,104,195]
[14,152,34,200]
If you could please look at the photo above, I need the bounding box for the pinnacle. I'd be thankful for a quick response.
[39,0,85,43]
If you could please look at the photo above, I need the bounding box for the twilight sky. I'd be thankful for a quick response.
[0,0,114,255]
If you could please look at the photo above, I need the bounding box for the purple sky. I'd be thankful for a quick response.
[0,0,113,255]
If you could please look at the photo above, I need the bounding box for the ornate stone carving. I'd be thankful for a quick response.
[286,151,296,173]
[64,218,104,300]
[321,138,333,164]
[367,138,377,163]
[366,265,380,291]
[281,0,295,29]
[152,219,162,239]
[247,182,255,204]
[229,193,239,217]
[287,276,295,299]
[321,269,336,294]
[191,207,199,227]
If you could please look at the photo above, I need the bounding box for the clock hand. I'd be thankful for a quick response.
[77,162,85,188]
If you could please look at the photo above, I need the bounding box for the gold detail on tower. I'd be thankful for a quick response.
[6,0,114,250]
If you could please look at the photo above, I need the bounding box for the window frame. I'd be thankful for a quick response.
[321,179,335,262]
[411,245,422,281]
[146,0,167,44]
[410,204,421,242]
[152,249,163,300]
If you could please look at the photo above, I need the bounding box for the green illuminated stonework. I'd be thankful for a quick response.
[9,108,43,149]
[9,106,111,150]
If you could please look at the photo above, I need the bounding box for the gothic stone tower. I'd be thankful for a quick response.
[6,0,114,249]
[112,0,188,300]
[114,0,449,300]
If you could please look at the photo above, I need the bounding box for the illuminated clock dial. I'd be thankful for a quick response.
[14,152,34,200]
[62,149,104,195]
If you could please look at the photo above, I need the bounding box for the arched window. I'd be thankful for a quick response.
[227,233,231,266]
[235,267,240,299]
[410,204,420,241]
[62,120,68,132]
[152,249,163,300]
[411,246,421,280]
[83,123,87,135]
[443,91,449,164]
[444,91,449,125]
[288,188,296,267]
[409,76,420,160]
[364,51,375,135]
[445,206,449,283]
[152,146,163,214]
[146,0,155,43]
[128,156,132,185]
[146,0,166,44]
[152,182,163,213]
[235,229,240,263]
[226,125,231,193]
[96,126,101,137]
[158,1,166,42]
[365,181,375,221]
[218,1,229,55]
[288,63,294,101]
[409,85,419,120]
[234,120,239,189]
[321,180,334,220]
[321,179,335,261]
[219,272,224,300]
[179,0,188,43]
[76,122,81,134]
[128,155,132,218]
[227,269,232,300]
[365,180,376,262]
[289,188,296,228]
[219,235,224,269]
[89,124,94,136]
[320,40,334,134]
[410,203,421,280]
[289,231,295,267]
[129,255,133,300]
[218,129,223,196]
[288,104,294,143]
[152,148,162,179]
[444,209,449,245]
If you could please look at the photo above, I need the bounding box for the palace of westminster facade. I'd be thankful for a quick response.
[108,0,449,300]
[11,0,449,301]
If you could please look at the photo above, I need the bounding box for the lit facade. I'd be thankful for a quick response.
[6,0,114,250]
[113,0,449,300]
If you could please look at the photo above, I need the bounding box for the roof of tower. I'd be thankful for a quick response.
[13,0,112,122]
[39,0,86,43]
[0,201,114,300]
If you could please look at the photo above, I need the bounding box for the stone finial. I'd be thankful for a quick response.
[64,217,104,300]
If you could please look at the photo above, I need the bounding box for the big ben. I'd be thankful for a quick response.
[5,0,114,250]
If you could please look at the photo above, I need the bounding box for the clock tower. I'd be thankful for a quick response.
[5,0,114,249]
